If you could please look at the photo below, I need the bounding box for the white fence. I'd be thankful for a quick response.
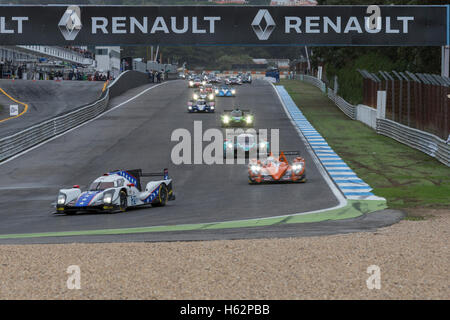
[356,104,377,129]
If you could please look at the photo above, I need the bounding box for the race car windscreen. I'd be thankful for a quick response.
[231,110,242,117]
[89,181,115,191]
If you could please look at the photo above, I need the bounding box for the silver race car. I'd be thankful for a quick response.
[55,169,175,214]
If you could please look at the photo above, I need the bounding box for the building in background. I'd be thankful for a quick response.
[0,45,95,80]
[270,0,317,5]
[94,46,121,79]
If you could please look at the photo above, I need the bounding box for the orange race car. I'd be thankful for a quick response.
[248,151,306,184]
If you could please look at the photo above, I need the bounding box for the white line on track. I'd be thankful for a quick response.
[270,82,347,210]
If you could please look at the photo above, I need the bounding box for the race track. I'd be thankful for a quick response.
[0,80,104,137]
[0,80,346,238]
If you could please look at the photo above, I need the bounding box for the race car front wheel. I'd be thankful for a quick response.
[153,184,168,207]
[119,190,128,212]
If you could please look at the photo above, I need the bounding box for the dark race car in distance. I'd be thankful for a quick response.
[221,108,254,127]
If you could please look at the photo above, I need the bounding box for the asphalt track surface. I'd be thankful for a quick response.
[0,80,341,224]
[0,80,104,137]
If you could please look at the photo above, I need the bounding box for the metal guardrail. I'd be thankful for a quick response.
[327,88,357,120]
[297,75,449,167]
[297,74,326,92]
[377,118,450,167]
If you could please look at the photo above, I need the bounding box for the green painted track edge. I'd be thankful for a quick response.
[0,199,387,240]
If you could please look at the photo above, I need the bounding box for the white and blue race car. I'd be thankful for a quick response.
[188,99,215,113]
[215,86,236,97]
[55,169,175,214]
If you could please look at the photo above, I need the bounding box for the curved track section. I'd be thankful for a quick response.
[0,80,343,239]
[0,80,104,136]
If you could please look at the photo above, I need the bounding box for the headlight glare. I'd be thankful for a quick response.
[57,194,66,205]
[250,165,261,173]
[103,192,113,204]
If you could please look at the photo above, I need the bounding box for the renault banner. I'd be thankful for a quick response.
[0,5,448,46]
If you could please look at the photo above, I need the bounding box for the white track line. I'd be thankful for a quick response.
[270,82,347,210]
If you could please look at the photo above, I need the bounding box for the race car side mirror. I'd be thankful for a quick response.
[127,183,135,187]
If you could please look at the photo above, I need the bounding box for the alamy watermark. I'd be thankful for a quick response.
[171,121,279,165]
[67,265,81,290]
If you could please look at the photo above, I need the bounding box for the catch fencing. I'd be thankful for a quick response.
[359,69,450,141]
[296,72,450,167]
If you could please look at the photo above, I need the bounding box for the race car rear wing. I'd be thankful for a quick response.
[280,151,301,156]
[141,168,170,180]
[268,151,301,164]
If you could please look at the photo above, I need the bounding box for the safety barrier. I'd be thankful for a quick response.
[356,104,377,130]
[297,75,450,167]
[0,70,150,163]
[327,88,357,120]
[296,74,326,92]
[377,118,450,167]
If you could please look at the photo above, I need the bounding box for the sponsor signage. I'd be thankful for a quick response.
[10,105,19,116]
[0,5,448,46]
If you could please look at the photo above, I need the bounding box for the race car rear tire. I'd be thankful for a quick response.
[119,190,128,212]
[153,184,168,207]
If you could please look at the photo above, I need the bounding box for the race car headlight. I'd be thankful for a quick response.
[57,193,66,205]
[246,116,253,124]
[231,89,236,94]
[188,106,192,110]
[259,142,267,149]
[210,106,215,110]
[202,81,206,85]
[222,116,230,124]
[193,94,198,100]
[250,165,261,173]
[292,164,303,173]
[189,81,194,86]
[227,142,234,149]
[103,191,114,204]
[215,90,219,94]
[208,94,214,100]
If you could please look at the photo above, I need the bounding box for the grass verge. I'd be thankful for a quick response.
[280,80,450,211]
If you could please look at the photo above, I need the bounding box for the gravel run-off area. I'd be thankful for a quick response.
[0,209,448,300]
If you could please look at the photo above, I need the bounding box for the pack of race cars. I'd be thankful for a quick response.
[54,71,306,215]
[185,72,307,185]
